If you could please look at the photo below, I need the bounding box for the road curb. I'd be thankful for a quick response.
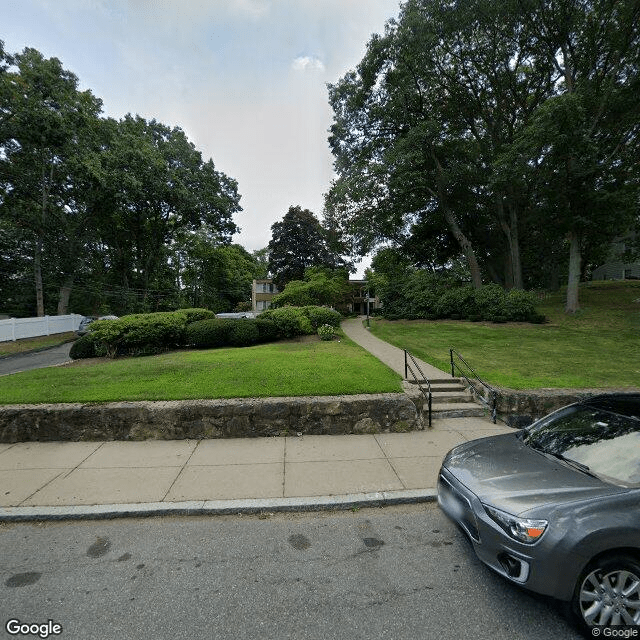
[0,489,438,522]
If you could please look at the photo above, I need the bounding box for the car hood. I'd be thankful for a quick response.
[442,433,626,516]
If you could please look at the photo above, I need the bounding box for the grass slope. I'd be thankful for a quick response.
[0,334,402,404]
[368,281,640,390]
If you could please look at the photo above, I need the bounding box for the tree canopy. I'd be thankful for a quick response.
[325,0,640,311]
[267,205,344,289]
[0,44,246,317]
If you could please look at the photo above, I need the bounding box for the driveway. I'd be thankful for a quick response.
[0,342,73,376]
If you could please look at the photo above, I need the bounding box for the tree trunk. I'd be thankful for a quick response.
[442,207,483,289]
[565,229,581,313]
[495,195,523,289]
[34,237,45,317]
[57,274,75,315]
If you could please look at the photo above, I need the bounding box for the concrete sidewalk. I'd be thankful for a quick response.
[341,317,450,380]
[0,417,512,521]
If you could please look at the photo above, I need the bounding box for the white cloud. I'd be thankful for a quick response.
[291,55,325,72]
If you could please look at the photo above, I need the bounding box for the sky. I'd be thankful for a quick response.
[3,0,402,276]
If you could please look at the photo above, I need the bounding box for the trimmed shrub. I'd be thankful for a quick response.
[254,318,279,343]
[302,306,341,329]
[185,318,234,348]
[69,333,104,359]
[435,286,478,320]
[179,308,215,323]
[473,284,508,322]
[88,312,189,357]
[317,324,335,341]
[228,320,260,347]
[504,289,538,322]
[259,307,314,338]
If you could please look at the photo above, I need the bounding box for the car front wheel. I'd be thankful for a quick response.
[572,553,640,629]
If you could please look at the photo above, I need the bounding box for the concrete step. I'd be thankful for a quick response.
[406,378,464,387]
[427,402,488,418]
[428,384,467,393]
[430,390,473,403]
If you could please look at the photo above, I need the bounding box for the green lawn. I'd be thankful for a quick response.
[368,281,640,390]
[0,334,402,404]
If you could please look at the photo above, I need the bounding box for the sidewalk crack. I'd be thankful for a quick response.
[373,434,406,489]
[161,439,199,502]
[282,436,287,498]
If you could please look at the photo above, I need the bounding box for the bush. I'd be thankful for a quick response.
[185,318,235,348]
[254,318,279,343]
[259,307,314,338]
[435,286,478,320]
[88,312,189,357]
[179,308,215,323]
[69,333,104,359]
[302,306,341,329]
[504,289,538,322]
[228,320,260,347]
[473,284,508,322]
[317,324,335,341]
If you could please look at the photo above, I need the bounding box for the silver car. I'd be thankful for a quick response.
[438,394,640,633]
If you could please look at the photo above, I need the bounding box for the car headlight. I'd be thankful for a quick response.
[484,505,548,544]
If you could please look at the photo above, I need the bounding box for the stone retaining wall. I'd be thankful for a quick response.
[0,394,422,443]
[476,386,640,427]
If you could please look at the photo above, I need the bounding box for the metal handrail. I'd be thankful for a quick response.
[449,348,498,423]
[404,350,432,429]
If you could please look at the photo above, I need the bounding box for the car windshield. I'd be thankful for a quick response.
[522,405,640,486]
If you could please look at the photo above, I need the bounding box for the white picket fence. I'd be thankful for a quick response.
[0,314,84,342]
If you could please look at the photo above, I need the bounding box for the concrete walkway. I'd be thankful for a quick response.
[341,317,450,380]
[0,418,512,520]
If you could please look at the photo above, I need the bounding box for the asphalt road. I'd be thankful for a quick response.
[0,343,73,377]
[0,504,582,640]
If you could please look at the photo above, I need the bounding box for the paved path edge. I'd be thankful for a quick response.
[0,489,438,522]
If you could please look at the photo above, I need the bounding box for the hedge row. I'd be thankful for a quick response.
[70,306,342,359]
[384,284,544,323]
[186,306,342,348]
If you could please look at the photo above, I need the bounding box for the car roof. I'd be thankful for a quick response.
[579,393,640,418]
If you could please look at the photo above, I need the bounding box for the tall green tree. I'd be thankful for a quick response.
[508,0,640,311]
[179,235,262,312]
[326,0,640,309]
[268,206,343,289]
[0,46,103,316]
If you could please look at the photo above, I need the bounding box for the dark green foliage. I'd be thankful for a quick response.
[90,312,188,357]
[179,308,215,323]
[504,290,538,322]
[379,274,542,323]
[301,306,342,329]
[272,267,351,309]
[473,284,508,322]
[0,45,241,318]
[69,333,103,359]
[185,318,234,348]
[268,206,344,288]
[254,318,279,343]
[259,307,314,338]
[228,321,260,347]
[435,286,478,320]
